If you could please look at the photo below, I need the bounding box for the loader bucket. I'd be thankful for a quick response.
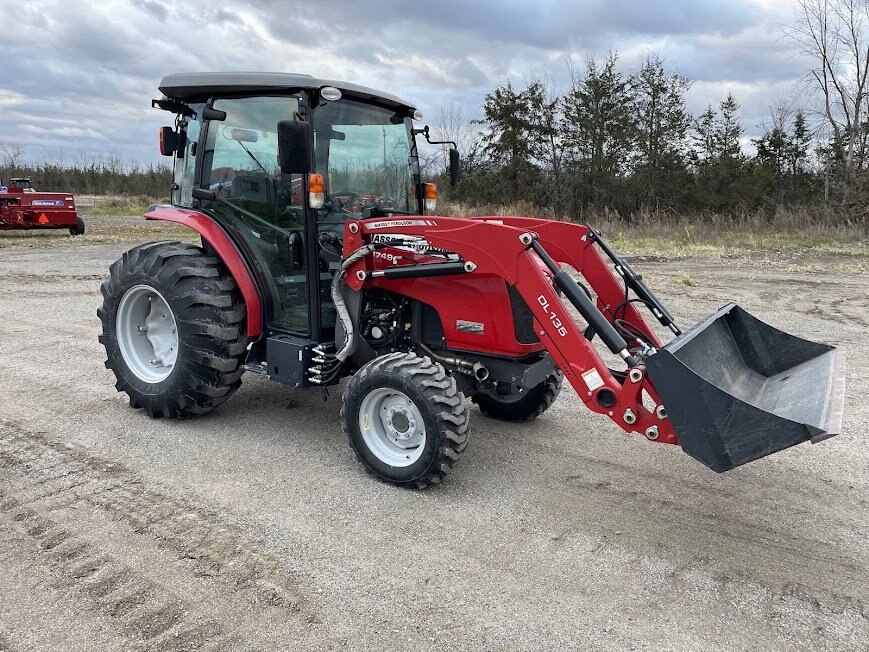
[645,304,845,472]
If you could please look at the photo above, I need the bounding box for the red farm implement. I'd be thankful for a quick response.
[0,177,84,235]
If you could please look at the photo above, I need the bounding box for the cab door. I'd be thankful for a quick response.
[198,95,311,336]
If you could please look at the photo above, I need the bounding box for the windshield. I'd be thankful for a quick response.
[313,99,419,215]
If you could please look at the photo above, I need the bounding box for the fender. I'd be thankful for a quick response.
[144,206,263,337]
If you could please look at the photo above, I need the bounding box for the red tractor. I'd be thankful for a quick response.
[98,73,844,487]
[0,177,84,235]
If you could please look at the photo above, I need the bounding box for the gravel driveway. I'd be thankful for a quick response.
[1,223,866,651]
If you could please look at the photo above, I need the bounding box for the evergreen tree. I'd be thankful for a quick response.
[715,93,744,161]
[789,112,812,178]
[753,111,818,205]
[476,81,542,202]
[561,52,633,213]
[627,55,692,207]
[693,105,717,169]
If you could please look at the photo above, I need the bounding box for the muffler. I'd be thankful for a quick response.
[645,303,845,472]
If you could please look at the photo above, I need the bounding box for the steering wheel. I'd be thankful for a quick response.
[328,191,360,211]
[317,231,342,273]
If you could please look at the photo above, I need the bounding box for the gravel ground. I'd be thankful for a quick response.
[0,221,867,651]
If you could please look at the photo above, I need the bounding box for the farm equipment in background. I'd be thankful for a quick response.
[97,72,845,488]
[0,177,84,235]
[6,177,35,191]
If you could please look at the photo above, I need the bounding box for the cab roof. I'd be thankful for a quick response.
[158,72,416,111]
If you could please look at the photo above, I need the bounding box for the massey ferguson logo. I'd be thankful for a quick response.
[537,295,568,337]
[366,219,436,230]
[371,233,454,257]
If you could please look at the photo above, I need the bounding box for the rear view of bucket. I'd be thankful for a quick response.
[645,304,845,472]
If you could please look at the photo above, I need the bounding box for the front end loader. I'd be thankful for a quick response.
[98,72,844,487]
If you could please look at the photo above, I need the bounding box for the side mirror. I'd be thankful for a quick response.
[413,125,460,186]
[202,106,227,121]
[449,148,460,186]
[277,120,312,174]
[159,126,179,157]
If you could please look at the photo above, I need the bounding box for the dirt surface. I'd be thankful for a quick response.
[1,223,867,651]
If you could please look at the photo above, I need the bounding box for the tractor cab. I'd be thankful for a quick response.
[6,177,34,193]
[153,72,456,347]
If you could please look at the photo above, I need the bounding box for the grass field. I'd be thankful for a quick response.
[4,199,865,271]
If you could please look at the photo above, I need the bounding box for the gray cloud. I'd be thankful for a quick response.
[0,0,807,166]
[138,0,169,22]
[252,0,760,50]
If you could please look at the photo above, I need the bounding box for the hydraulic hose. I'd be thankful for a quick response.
[332,242,378,362]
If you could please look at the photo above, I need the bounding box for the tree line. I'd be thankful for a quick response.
[430,0,869,224]
[433,52,832,221]
[0,143,171,197]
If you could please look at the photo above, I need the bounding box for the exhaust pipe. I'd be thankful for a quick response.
[419,343,489,380]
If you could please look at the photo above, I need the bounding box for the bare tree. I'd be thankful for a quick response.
[432,100,475,171]
[788,0,869,201]
[0,141,24,171]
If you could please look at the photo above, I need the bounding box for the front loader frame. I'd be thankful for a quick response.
[342,216,679,447]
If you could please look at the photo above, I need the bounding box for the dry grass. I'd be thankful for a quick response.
[77,195,166,217]
[5,197,865,270]
[0,214,194,249]
[441,201,868,263]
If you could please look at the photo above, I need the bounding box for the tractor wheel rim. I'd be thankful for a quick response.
[116,285,179,384]
[359,388,426,467]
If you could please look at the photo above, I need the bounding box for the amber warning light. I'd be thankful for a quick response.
[423,183,437,212]
[309,173,325,209]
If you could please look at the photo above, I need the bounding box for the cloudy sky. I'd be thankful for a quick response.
[0,0,810,167]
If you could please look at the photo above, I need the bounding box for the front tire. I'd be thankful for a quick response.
[98,241,249,418]
[473,370,563,421]
[342,352,470,488]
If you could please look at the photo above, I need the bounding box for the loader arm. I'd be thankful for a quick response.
[342,217,677,445]
[468,216,668,348]
[343,216,845,471]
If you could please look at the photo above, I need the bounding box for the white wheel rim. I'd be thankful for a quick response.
[359,388,426,467]
[116,285,179,384]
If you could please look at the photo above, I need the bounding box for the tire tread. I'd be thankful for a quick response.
[98,241,249,419]
[341,353,470,488]
[473,371,563,421]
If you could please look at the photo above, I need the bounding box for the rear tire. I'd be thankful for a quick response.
[342,352,470,488]
[473,370,563,421]
[70,216,85,236]
[98,241,249,418]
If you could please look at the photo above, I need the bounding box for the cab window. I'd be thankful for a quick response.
[199,96,309,334]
